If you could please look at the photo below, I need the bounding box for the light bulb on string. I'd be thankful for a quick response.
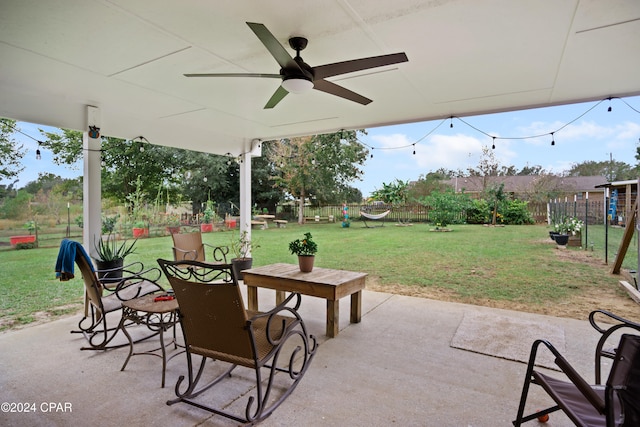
[450,117,454,128]
[491,137,495,150]
[551,132,555,146]
[412,144,416,155]
[35,149,41,160]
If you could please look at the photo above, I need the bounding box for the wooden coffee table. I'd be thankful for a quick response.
[242,263,367,338]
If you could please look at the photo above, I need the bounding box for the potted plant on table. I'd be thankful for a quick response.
[230,230,258,280]
[93,234,137,283]
[289,232,318,272]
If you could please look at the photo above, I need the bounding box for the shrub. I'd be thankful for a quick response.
[421,189,471,227]
[466,199,491,224]
[501,199,534,225]
[16,242,36,250]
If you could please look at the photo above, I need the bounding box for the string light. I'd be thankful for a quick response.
[412,144,416,155]
[551,132,555,146]
[491,137,495,150]
[35,149,41,160]
[357,96,638,153]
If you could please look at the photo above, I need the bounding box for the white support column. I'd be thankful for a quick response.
[83,106,102,254]
[238,139,262,257]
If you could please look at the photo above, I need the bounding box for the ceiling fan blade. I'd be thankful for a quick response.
[264,86,289,109]
[184,73,281,78]
[312,79,372,105]
[313,52,408,80]
[246,22,297,70]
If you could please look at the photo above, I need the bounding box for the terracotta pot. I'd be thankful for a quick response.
[132,227,148,238]
[297,255,315,273]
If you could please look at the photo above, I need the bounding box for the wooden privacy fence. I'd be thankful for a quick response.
[277,200,608,225]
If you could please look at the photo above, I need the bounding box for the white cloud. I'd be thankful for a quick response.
[412,133,482,170]
[370,133,413,149]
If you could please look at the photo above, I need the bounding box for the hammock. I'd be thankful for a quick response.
[359,210,391,228]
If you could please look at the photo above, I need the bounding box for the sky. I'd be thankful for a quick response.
[3,96,640,198]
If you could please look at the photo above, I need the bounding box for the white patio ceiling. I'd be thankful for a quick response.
[1,0,639,156]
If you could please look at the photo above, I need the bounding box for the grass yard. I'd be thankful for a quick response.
[1,222,638,331]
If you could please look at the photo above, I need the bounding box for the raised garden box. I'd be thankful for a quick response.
[10,235,36,247]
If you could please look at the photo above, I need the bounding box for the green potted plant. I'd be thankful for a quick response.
[553,216,584,246]
[201,201,215,232]
[289,232,318,272]
[132,220,149,238]
[93,234,137,283]
[230,230,259,279]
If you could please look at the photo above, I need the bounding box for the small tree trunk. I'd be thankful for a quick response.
[297,191,305,224]
[492,202,498,225]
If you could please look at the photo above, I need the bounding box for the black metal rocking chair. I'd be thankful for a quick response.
[157,259,317,425]
[56,239,164,350]
[589,309,640,384]
[513,334,640,426]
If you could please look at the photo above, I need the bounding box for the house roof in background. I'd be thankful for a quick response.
[445,175,607,194]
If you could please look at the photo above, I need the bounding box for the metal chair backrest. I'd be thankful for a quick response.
[171,232,205,262]
[158,259,255,362]
[607,334,640,426]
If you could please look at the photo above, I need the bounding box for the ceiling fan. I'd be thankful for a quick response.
[184,22,409,109]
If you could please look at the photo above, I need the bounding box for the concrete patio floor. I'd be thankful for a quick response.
[0,287,609,426]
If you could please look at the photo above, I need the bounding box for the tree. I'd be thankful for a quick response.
[268,130,368,223]
[40,128,188,204]
[467,146,503,191]
[485,183,507,225]
[371,179,410,204]
[517,164,546,176]
[567,159,635,181]
[180,150,239,216]
[409,171,453,199]
[0,119,26,180]
[420,189,471,228]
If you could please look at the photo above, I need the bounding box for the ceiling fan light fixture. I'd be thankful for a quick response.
[281,77,314,94]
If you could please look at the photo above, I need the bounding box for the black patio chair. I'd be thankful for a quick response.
[589,309,640,384]
[513,334,640,426]
[56,239,164,350]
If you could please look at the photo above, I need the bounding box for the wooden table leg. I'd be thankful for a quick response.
[350,290,362,323]
[327,299,339,338]
[276,290,286,306]
[247,285,258,311]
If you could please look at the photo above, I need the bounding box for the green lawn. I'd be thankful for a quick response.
[0,222,636,331]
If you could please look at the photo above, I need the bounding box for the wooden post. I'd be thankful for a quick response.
[611,198,638,274]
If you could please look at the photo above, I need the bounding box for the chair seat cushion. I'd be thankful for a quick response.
[100,280,160,313]
[191,312,296,368]
[534,371,620,426]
